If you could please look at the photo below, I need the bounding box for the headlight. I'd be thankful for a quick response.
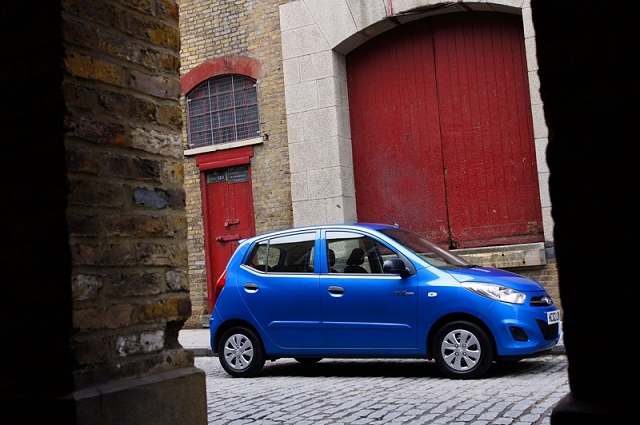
[461,282,526,304]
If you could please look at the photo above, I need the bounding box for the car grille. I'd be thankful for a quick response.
[529,295,554,306]
[535,319,559,341]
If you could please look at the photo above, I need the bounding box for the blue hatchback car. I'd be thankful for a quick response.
[209,223,560,379]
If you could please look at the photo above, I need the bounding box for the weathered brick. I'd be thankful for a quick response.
[107,272,165,297]
[157,104,183,127]
[130,70,182,99]
[65,114,126,146]
[67,180,126,209]
[73,304,134,331]
[125,15,180,50]
[135,242,187,267]
[63,80,97,109]
[139,296,192,322]
[116,329,164,357]
[72,336,111,365]
[156,0,179,25]
[98,90,157,121]
[103,215,166,237]
[130,127,184,159]
[72,273,104,301]
[65,51,124,86]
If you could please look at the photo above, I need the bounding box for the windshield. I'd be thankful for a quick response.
[379,227,473,269]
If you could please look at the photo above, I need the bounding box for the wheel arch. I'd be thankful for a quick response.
[426,313,497,360]
[212,319,263,355]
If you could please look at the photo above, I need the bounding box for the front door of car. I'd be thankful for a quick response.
[320,231,419,351]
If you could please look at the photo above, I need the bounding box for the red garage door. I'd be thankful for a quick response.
[347,12,543,249]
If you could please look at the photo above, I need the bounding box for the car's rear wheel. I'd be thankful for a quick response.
[218,327,265,377]
[433,321,494,379]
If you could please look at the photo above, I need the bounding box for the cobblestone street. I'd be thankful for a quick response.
[196,354,569,424]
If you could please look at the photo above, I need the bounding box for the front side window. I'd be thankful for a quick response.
[326,231,399,274]
[186,75,260,148]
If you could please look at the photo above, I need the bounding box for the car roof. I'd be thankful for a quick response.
[240,222,399,244]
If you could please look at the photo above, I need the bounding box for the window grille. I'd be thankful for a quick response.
[186,75,260,148]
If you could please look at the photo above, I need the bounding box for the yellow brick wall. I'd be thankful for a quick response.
[180,0,293,327]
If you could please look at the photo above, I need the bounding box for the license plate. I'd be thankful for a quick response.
[547,310,561,324]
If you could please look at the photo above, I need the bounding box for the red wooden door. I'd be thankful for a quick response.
[347,12,543,248]
[347,19,449,243]
[433,13,542,248]
[204,164,255,312]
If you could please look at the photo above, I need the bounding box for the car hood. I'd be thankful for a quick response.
[447,266,545,292]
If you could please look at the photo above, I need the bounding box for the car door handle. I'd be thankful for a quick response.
[244,282,258,292]
[327,285,344,294]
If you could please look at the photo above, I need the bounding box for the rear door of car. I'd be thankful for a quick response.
[237,230,322,349]
[319,229,419,352]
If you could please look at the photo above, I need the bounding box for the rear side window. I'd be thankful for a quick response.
[245,232,316,273]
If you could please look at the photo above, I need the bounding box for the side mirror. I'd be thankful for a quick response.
[383,258,411,277]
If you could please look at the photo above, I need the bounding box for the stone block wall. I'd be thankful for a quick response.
[2,0,207,423]
[63,0,194,387]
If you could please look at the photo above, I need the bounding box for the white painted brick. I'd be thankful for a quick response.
[291,170,309,202]
[289,139,334,173]
[283,57,301,85]
[303,107,339,139]
[346,0,389,31]
[281,25,329,60]
[305,0,359,48]
[324,196,356,223]
[522,4,535,38]
[535,136,549,174]
[280,1,315,32]
[528,70,541,105]
[538,170,550,207]
[285,80,318,114]
[307,167,345,199]
[532,103,548,139]
[525,36,538,71]
[391,0,443,15]
[317,77,340,108]
[300,51,336,82]
[293,199,328,225]
[286,112,305,144]
[337,136,355,169]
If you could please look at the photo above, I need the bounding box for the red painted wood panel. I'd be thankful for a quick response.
[433,13,542,247]
[347,20,449,243]
[203,165,255,312]
[347,12,543,248]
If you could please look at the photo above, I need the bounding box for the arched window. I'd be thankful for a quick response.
[186,75,259,148]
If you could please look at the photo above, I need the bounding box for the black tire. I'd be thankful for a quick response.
[294,358,322,364]
[218,326,265,377]
[432,321,494,379]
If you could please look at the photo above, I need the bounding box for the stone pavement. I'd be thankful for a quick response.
[180,328,568,424]
[195,354,569,424]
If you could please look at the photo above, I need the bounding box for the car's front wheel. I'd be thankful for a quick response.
[218,327,265,377]
[432,321,494,379]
